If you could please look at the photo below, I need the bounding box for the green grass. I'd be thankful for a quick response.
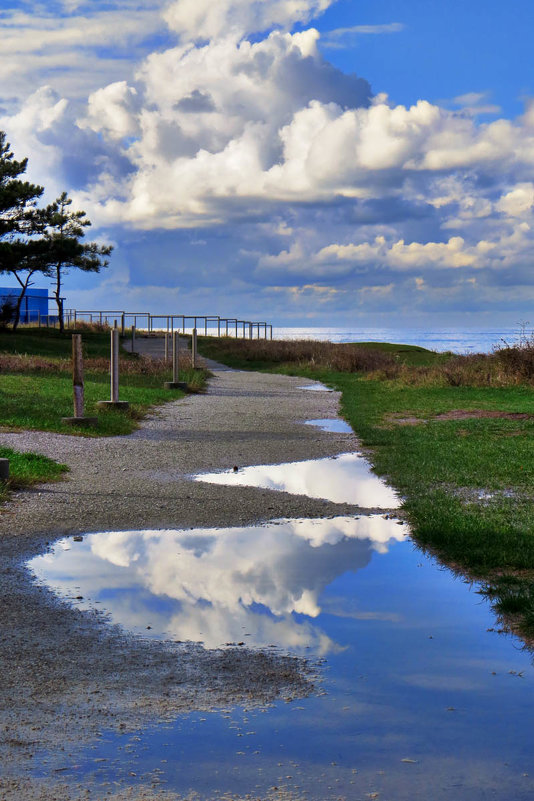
[0,326,208,504]
[0,327,208,436]
[0,371,199,436]
[198,337,534,643]
[0,445,68,503]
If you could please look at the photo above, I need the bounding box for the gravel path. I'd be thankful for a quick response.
[0,343,381,798]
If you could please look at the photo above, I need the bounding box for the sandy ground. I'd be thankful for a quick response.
[0,340,391,799]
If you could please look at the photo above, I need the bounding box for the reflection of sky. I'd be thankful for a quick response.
[304,418,353,434]
[194,453,401,508]
[28,516,407,653]
[35,525,534,801]
[298,383,333,392]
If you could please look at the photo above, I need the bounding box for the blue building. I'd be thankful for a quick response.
[0,287,51,323]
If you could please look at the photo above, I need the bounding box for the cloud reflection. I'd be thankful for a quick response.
[30,516,407,654]
[193,453,401,508]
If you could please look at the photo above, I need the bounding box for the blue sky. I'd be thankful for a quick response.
[1,0,533,328]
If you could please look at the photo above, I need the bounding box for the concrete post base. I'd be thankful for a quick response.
[61,416,98,427]
[0,458,9,480]
[97,401,130,411]
[164,381,188,390]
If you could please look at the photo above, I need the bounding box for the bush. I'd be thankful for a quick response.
[0,297,15,329]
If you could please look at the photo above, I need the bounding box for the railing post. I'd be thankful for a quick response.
[173,331,179,383]
[131,324,136,353]
[164,331,187,389]
[97,329,129,410]
[192,327,198,368]
[121,313,125,336]
[164,332,170,364]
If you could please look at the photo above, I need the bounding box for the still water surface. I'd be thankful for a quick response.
[30,518,534,799]
[193,453,401,508]
[276,327,520,353]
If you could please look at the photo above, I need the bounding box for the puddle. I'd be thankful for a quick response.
[193,452,401,508]
[298,383,333,392]
[29,516,406,651]
[304,418,353,434]
[28,521,534,800]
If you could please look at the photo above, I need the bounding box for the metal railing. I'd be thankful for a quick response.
[63,310,273,340]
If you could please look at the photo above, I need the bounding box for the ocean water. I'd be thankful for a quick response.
[274,327,522,354]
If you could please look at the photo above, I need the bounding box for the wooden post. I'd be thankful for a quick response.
[173,331,179,382]
[111,328,119,402]
[73,334,84,417]
[61,335,97,426]
[121,313,125,336]
[97,329,129,409]
[131,324,136,353]
[217,317,221,337]
[192,327,198,368]
[164,331,187,389]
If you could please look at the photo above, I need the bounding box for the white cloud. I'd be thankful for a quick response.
[0,2,169,105]
[82,81,141,140]
[322,21,405,48]
[164,0,336,42]
[31,516,405,652]
[1,0,534,321]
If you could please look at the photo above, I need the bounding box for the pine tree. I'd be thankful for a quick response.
[44,192,112,333]
[0,131,48,330]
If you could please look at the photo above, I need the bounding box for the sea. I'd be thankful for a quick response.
[273,327,523,354]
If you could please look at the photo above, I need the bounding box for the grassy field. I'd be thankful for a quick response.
[199,335,534,643]
[0,326,206,499]
[0,327,206,437]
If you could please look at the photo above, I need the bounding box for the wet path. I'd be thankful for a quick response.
[2,337,534,799]
[30,520,534,800]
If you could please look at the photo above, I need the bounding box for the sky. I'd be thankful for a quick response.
[1,0,533,328]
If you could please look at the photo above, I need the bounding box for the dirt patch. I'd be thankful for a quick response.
[388,409,534,426]
[435,409,534,421]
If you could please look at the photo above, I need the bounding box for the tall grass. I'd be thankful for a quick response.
[200,335,534,388]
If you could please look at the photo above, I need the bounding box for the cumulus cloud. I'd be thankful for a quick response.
[31,516,406,652]
[2,0,534,322]
[164,0,336,41]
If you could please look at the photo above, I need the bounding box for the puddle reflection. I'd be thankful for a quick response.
[194,453,401,508]
[305,418,353,434]
[29,516,407,653]
[298,383,333,392]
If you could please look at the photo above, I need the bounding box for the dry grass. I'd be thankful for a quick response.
[201,334,534,388]
[204,338,398,372]
[370,349,534,387]
[0,352,197,377]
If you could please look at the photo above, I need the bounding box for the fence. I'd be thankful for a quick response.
[63,310,273,340]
